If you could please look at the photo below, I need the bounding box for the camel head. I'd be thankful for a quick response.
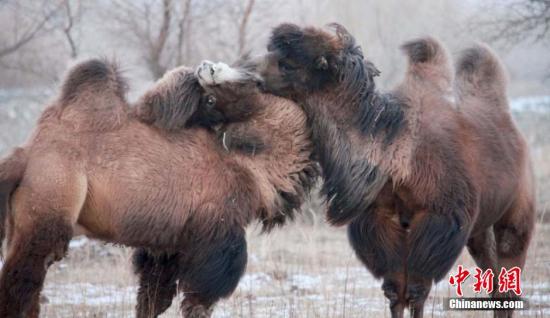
[195,60,264,123]
[249,23,380,100]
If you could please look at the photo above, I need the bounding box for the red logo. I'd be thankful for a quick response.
[449,266,522,296]
[449,265,470,296]
[473,268,494,294]
[498,266,522,296]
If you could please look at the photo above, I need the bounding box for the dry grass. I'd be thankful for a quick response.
[38,217,550,318]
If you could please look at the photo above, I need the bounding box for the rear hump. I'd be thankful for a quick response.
[455,44,508,106]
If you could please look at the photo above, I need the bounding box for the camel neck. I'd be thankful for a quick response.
[301,92,393,224]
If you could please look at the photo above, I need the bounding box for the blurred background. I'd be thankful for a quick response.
[0,0,549,317]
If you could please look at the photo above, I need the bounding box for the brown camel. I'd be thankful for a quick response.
[0,59,317,317]
[245,23,535,318]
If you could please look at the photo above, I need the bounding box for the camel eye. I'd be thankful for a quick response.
[279,60,297,72]
[206,95,216,108]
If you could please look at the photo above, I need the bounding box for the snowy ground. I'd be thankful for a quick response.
[35,223,550,318]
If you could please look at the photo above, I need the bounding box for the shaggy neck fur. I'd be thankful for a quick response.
[301,58,408,225]
[218,94,319,231]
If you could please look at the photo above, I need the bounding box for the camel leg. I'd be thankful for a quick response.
[26,292,41,318]
[405,209,471,318]
[381,272,407,318]
[492,198,534,318]
[347,211,407,318]
[133,248,179,318]
[467,228,498,271]
[0,157,86,317]
[0,215,72,317]
[180,229,247,318]
[180,296,215,318]
[467,228,499,297]
[406,274,432,318]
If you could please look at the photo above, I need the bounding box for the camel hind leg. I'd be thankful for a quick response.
[492,195,534,318]
[0,158,87,317]
[467,227,500,302]
[0,213,72,317]
[467,228,498,271]
[133,248,179,318]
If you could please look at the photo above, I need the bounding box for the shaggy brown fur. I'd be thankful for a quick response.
[0,147,27,254]
[250,23,535,318]
[0,60,317,317]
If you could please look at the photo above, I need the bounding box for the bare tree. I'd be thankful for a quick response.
[111,0,173,79]
[61,0,80,59]
[148,0,172,78]
[476,0,550,44]
[0,1,62,58]
[238,0,255,55]
[176,0,193,65]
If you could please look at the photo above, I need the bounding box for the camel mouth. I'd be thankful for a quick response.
[196,60,249,87]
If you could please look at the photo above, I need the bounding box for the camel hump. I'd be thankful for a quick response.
[402,37,445,64]
[59,59,128,107]
[455,44,508,106]
[401,37,453,90]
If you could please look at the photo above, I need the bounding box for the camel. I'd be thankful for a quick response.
[245,23,535,318]
[0,59,318,317]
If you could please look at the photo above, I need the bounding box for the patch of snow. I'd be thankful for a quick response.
[44,283,137,306]
[238,272,272,291]
[289,273,321,290]
[69,237,90,249]
[510,95,550,113]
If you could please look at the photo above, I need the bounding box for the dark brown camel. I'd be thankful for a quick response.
[245,23,535,318]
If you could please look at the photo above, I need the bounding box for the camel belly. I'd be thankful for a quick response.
[76,171,235,248]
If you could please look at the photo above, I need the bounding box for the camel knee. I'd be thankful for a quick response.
[495,224,531,259]
[6,216,72,265]
[382,277,405,307]
[181,296,214,318]
[406,279,431,305]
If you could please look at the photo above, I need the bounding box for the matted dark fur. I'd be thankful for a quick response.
[250,23,535,318]
[0,59,317,317]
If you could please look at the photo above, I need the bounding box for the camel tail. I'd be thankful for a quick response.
[455,43,508,108]
[59,58,128,107]
[0,148,27,257]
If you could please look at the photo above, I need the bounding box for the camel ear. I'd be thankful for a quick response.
[315,56,328,70]
[269,23,303,52]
